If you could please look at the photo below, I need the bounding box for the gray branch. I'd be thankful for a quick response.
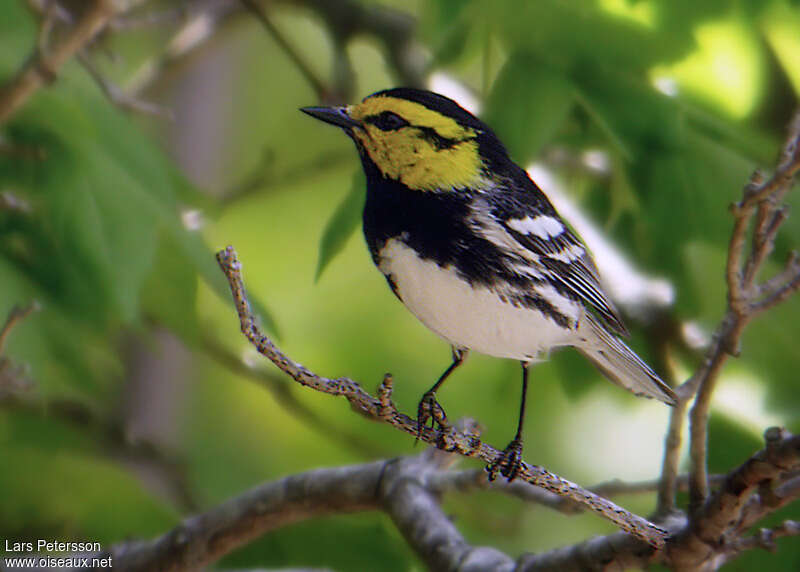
[215,245,669,548]
[31,429,796,571]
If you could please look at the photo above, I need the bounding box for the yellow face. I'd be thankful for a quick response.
[346,95,484,192]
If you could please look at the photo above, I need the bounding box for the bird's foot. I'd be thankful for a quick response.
[486,438,524,482]
[416,391,448,443]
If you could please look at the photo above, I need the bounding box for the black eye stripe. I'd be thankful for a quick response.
[368,111,410,131]
[366,111,473,150]
[416,126,461,150]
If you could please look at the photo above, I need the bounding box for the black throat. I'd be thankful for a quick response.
[361,162,514,289]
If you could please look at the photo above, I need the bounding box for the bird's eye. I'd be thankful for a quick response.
[371,111,410,131]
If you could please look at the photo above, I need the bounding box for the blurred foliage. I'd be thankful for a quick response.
[0,0,799,570]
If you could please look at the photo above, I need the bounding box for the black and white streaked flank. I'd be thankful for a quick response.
[368,180,673,403]
[302,87,676,480]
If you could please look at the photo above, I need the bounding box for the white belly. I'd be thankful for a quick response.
[378,239,581,360]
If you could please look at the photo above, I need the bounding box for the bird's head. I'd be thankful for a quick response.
[301,88,507,192]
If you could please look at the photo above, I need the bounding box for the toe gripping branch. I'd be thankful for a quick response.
[416,391,449,444]
[216,245,671,549]
[487,438,524,482]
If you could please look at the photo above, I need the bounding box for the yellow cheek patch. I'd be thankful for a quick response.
[350,97,482,191]
[354,126,482,191]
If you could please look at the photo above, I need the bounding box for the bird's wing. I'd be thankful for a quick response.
[473,178,629,336]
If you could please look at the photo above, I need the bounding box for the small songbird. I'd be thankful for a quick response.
[301,88,676,480]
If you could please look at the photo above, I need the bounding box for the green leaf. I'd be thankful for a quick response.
[165,173,281,337]
[0,2,35,73]
[493,0,698,72]
[141,228,200,343]
[706,411,762,475]
[218,514,414,571]
[170,225,282,338]
[315,169,366,281]
[551,349,596,399]
[54,148,160,323]
[484,52,574,163]
[573,67,685,161]
[635,129,754,287]
[431,18,473,66]
[0,445,177,543]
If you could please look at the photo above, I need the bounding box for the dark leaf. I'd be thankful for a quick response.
[315,169,366,281]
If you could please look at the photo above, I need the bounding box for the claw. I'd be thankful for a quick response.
[486,438,524,482]
[416,390,448,443]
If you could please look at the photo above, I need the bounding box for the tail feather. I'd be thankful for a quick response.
[577,315,677,405]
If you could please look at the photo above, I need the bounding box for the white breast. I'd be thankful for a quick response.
[378,239,582,361]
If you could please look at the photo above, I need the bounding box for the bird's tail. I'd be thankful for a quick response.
[576,315,676,405]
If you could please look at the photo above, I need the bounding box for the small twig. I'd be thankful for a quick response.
[108,2,192,30]
[525,431,800,570]
[78,52,174,119]
[427,467,584,513]
[0,0,117,125]
[51,365,798,571]
[245,0,426,99]
[676,432,800,565]
[0,301,36,396]
[125,0,239,95]
[756,251,800,299]
[737,471,800,533]
[0,302,39,355]
[657,397,690,515]
[239,0,331,101]
[750,265,800,316]
[215,245,669,548]
[430,468,725,515]
[0,190,33,213]
[221,148,351,205]
[36,1,58,53]
[686,111,800,512]
[733,520,800,554]
[743,205,786,288]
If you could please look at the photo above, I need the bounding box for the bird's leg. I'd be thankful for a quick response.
[488,361,529,481]
[416,347,468,442]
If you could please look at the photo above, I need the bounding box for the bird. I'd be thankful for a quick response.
[301,88,676,481]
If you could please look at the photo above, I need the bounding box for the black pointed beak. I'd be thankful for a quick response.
[300,106,361,130]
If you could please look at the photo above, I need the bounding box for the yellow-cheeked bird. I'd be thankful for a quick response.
[302,88,676,480]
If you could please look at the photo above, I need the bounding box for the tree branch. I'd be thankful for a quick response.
[125,0,241,95]
[681,111,800,512]
[657,396,690,515]
[214,245,670,548]
[0,190,34,212]
[0,302,39,398]
[0,302,38,354]
[239,0,331,101]
[0,0,117,125]
[429,468,724,515]
[77,52,173,118]
[68,450,514,571]
[726,520,800,563]
[57,407,797,571]
[520,430,800,571]
[382,451,517,571]
[101,460,388,571]
[669,431,800,569]
[289,0,426,90]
